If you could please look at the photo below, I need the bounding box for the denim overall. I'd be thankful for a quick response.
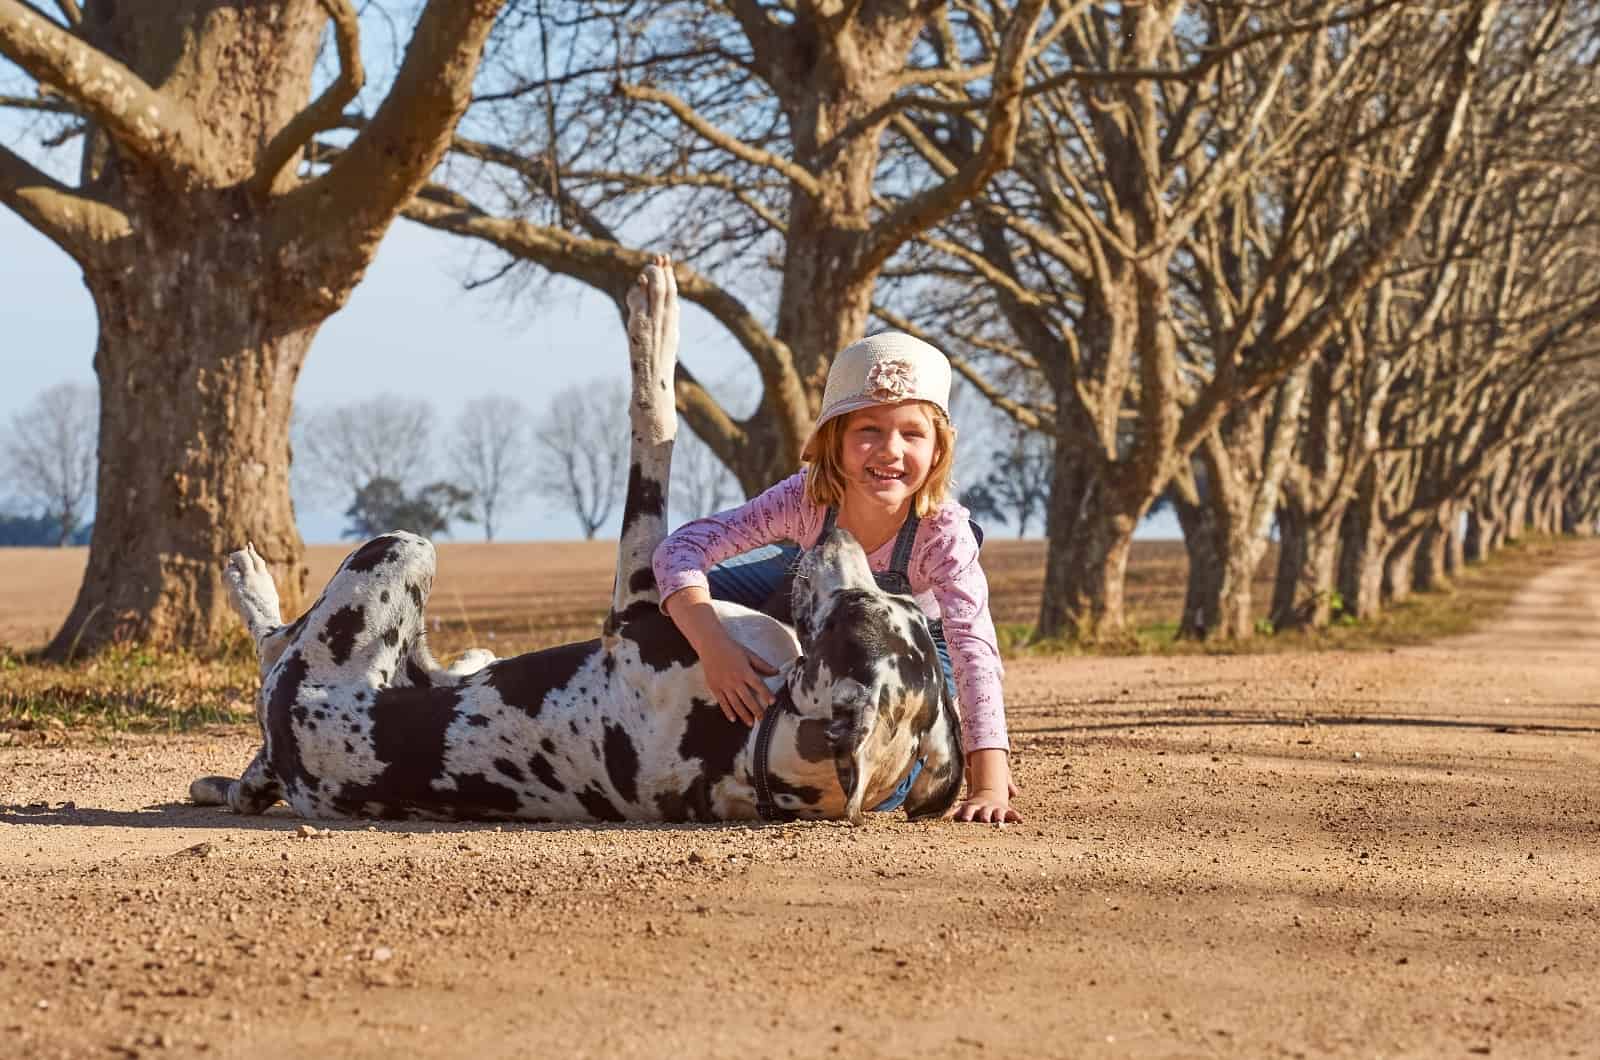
[706,508,967,811]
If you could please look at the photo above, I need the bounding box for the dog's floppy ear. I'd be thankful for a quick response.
[826,676,876,824]
[901,683,965,820]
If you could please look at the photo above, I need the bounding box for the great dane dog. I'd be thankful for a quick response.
[192,258,963,824]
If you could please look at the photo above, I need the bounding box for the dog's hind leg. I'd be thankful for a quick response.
[605,254,679,639]
[190,750,283,814]
[224,543,291,675]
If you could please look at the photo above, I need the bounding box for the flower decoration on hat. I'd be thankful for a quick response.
[865,356,917,402]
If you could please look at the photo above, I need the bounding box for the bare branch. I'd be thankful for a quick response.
[400,182,811,452]
[0,91,72,113]
[851,0,1047,283]
[249,0,364,197]
[617,82,822,199]
[0,0,205,177]
[0,140,129,261]
[278,0,504,249]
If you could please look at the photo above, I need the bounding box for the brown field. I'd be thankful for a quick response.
[3,537,1598,1057]
[0,537,1221,654]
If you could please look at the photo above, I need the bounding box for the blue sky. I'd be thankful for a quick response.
[0,97,1180,544]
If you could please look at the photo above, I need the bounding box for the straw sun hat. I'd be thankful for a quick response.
[799,332,953,462]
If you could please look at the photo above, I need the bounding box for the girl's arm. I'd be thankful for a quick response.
[653,472,813,725]
[916,511,1021,824]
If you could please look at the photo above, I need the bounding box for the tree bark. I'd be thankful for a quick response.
[1036,446,1138,641]
[1383,531,1420,605]
[53,281,312,655]
[1,0,505,657]
[1338,472,1386,620]
[1173,488,1223,639]
[1413,508,1454,593]
[1272,498,1344,630]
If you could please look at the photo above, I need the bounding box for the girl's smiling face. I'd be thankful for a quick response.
[838,401,938,513]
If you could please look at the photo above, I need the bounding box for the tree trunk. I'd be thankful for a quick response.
[1384,532,1420,604]
[1174,492,1223,639]
[1413,510,1453,593]
[1463,508,1490,563]
[1443,503,1465,575]
[51,282,312,655]
[1272,501,1343,630]
[1036,448,1138,641]
[1504,472,1534,541]
[1338,490,1385,621]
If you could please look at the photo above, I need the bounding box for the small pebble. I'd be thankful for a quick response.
[297,824,319,838]
[372,947,394,963]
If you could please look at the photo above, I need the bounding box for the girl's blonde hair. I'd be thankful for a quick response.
[803,401,957,518]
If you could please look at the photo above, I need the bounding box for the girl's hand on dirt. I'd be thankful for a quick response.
[952,781,1021,825]
[698,634,777,726]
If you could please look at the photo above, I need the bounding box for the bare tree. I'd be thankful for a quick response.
[3,382,96,545]
[532,380,629,540]
[449,394,536,541]
[296,396,437,504]
[889,0,1502,641]
[0,1,506,657]
[398,0,1050,496]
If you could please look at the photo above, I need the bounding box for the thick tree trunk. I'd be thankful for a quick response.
[1174,493,1222,639]
[1036,448,1138,641]
[1463,508,1490,563]
[1384,532,1420,604]
[1176,489,1264,640]
[1504,472,1534,541]
[50,285,312,655]
[1338,493,1385,621]
[1443,503,1465,575]
[1413,509,1454,593]
[1272,501,1343,630]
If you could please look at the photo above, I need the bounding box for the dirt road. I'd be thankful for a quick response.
[4,546,1599,1059]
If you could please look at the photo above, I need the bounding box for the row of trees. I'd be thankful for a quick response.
[406,0,1599,643]
[3,1,1597,656]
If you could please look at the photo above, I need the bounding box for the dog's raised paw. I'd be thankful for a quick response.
[223,544,282,629]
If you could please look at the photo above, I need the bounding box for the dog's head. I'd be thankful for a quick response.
[788,528,964,822]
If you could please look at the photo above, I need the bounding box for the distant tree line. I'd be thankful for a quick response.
[293,386,739,542]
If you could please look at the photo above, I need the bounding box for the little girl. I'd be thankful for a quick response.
[653,333,1019,824]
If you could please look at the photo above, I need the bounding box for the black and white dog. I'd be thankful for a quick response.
[192,259,963,823]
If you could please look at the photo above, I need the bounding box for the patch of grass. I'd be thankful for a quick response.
[0,643,257,743]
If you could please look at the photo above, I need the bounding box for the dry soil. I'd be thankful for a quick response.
[3,545,1599,1058]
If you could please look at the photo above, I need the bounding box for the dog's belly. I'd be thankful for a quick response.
[272,640,761,822]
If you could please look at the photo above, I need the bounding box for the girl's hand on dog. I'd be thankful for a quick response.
[698,634,777,726]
